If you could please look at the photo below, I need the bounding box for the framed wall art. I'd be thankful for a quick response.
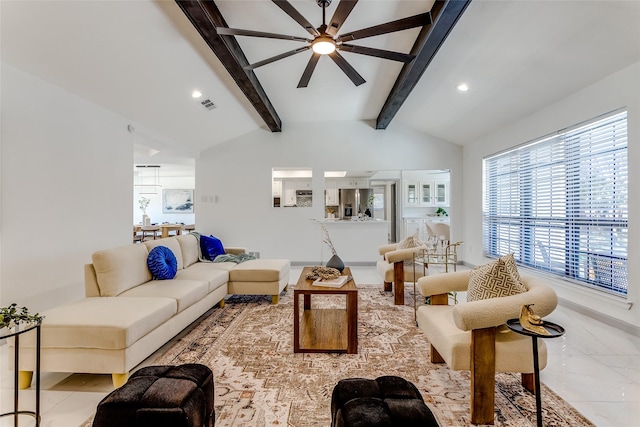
[162,189,194,214]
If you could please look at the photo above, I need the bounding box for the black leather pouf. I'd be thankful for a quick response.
[93,364,214,427]
[331,376,439,427]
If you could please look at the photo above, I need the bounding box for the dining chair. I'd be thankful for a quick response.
[141,226,161,241]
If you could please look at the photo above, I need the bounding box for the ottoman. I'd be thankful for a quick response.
[93,364,214,427]
[227,258,290,304]
[331,376,439,427]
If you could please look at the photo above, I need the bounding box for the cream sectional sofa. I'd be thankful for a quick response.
[15,233,289,388]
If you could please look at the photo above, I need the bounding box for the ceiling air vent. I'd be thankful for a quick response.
[201,99,216,111]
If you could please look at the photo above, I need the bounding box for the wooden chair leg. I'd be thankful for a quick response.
[471,327,496,425]
[521,372,536,394]
[383,281,392,292]
[430,345,445,363]
[393,262,404,305]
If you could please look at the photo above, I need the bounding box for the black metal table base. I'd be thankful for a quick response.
[1,323,41,427]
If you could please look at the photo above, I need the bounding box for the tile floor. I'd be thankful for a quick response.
[1,266,638,426]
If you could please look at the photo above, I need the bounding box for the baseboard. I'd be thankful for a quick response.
[558,296,640,337]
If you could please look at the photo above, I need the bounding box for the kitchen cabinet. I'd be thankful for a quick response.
[325,180,338,205]
[412,181,449,206]
[297,179,312,190]
[419,182,433,206]
[404,182,419,206]
[403,218,422,239]
[283,180,297,206]
[434,181,449,206]
[339,179,369,189]
[272,179,282,197]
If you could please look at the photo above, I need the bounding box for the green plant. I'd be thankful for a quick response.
[436,207,448,216]
[0,303,44,329]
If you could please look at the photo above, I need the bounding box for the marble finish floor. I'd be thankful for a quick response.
[1,266,638,426]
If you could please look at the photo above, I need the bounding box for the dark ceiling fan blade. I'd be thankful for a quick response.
[297,53,321,88]
[244,46,311,70]
[328,51,366,86]
[272,0,320,37]
[217,27,311,43]
[326,0,359,37]
[336,12,432,42]
[338,43,415,63]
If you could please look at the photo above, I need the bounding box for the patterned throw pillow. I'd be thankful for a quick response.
[467,257,526,301]
[397,233,423,250]
[500,253,522,284]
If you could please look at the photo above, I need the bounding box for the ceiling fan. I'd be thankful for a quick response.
[216,0,431,88]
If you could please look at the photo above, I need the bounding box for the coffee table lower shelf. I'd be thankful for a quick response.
[293,266,358,354]
[298,309,348,352]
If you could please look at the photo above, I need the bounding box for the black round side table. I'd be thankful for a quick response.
[0,322,42,427]
[506,318,564,427]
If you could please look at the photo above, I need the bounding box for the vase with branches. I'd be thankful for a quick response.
[312,219,344,272]
[139,197,150,215]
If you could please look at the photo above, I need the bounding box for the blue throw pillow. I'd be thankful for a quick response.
[147,246,178,280]
[200,235,225,261]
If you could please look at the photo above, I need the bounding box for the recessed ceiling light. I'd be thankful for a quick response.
[192,90,202,98]
[456,83,469,92]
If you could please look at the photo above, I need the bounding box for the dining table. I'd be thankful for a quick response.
[160,223,184,238]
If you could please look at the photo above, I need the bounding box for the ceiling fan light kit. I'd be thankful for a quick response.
[217,0,429,87]
[311,35,336,55]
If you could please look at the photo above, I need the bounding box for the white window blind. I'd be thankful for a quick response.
[483,110,628,296]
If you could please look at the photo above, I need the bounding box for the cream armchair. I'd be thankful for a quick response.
[376,243,427,305]
[416,270,558,425]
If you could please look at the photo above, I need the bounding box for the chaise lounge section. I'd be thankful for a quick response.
[13,233,289,389]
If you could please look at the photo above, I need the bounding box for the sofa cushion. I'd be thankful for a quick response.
[93,244,152,297]
[174,263,229,293]
[147,246,178,280]
[145,237,184,270]
[176,234,199,268]
[229,259,290,282]
[119,279,209,313]
[200,235,225,261]
[37,297,176,350]
[416,304,547,372]
[467,257,526,302]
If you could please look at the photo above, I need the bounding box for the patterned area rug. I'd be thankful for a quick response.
[127,285,593,427]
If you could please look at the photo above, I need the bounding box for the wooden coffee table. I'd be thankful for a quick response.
[293,266,358,354]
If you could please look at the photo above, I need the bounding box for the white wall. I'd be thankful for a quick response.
[462,61,640,328]
[0,63,133,311]
[195,120,463,263]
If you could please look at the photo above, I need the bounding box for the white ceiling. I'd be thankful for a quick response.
[2,0,639,161]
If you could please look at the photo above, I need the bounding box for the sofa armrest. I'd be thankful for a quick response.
[452,275,558,331]
[225,247,246,255]
[385,246,426,263]
[417,270,470,297]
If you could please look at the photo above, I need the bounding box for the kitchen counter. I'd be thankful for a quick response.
[319,219,389,263]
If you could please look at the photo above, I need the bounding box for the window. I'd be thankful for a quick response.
[483,110,628,296]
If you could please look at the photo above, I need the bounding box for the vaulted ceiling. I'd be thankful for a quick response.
[2,0,639,159]
[175,0,471,132]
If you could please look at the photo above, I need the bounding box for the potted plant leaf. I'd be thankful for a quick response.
[0,303,44,335]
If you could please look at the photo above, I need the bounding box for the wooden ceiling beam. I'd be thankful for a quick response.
[175,0,282,132]
[376,0,472,130]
